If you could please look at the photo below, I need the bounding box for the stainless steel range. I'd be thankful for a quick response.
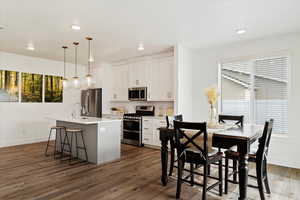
[122,105,155,146]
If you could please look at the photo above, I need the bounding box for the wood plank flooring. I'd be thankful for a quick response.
[0,142,299,200]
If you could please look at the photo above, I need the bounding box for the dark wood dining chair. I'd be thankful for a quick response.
[174,120,223,200]
[166,114,183,176]
[224,119,274,200]
[208,115,244,179]
[219,114,244,128]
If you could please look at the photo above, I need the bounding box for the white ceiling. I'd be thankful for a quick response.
[1,0,300,64]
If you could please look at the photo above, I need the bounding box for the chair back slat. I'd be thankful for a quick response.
[219,114,244,128]
[166,114,183,128]
[256,119,274,160]
[173,121,208,161]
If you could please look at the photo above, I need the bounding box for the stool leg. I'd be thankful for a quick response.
[53,129,57,158]
[61,132,67,158]
[59,129,63,156]
[75,133,79,159]
[69,133,73,164]
[45,128,53,156]
[80,131,88,162]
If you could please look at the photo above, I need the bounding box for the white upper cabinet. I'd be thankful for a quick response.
[111,55,174,102]
[128,60,151,88]
[148,57,174,101]
[111,64,129,101]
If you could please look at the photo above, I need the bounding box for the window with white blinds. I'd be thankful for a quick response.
[220,56,288,134]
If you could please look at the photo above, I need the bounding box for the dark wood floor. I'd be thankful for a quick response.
[0,142,299,200]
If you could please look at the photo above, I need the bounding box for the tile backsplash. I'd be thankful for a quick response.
[110,101,174,116]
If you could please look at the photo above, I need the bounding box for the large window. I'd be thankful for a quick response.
[220,56,288,134]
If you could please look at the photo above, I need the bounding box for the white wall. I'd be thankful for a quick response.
[176,33,300,169]
[0,52,85,147]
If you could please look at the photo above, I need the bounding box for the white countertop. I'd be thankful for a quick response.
[48,116,122,125]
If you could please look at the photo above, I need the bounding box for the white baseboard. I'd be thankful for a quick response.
[269,158,300,169]
[0,137,51,148]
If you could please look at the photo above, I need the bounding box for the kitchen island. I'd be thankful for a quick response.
[56,117,122,165]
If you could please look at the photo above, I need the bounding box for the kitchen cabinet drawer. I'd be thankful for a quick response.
[143,127,152,134]
[142,118,153,126]
[142,118,153,123]
[142,134,153,145]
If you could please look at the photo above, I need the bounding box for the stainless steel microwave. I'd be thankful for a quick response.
[128,87,147,101]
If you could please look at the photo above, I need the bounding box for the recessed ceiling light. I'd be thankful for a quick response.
[138,43,144,51]
[27,43,35,51]
[71,24,81,30]
[236,29,246,35]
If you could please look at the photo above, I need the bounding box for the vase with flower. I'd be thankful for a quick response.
[205,85,219,128]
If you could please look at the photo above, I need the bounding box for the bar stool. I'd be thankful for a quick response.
[45,126,65,158]
[62,128,88,164]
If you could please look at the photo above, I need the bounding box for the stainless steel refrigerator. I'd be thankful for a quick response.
[81,88,102,118]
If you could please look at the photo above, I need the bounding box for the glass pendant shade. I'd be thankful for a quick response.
[86,37,93,88]
[86,74,92,87]
[88,52,94,63]
[62,46,68,89]
[73,76,80,89]
[73,42,80,89]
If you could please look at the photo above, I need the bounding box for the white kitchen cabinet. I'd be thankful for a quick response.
[148,57,174,101]
[142,117,167,147]
[159,57,174,101]
[111,56,174,102]
[142,118,153,145]
[128,60,151,88]
[147,60,160,101]
[111,64,129,101]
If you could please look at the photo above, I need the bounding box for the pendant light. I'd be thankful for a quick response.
[73,42,80,89]
[62,46,68,88]
[86,37,93,88]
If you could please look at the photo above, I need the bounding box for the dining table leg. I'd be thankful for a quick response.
[238,153,249,200]
[161,137,169,186]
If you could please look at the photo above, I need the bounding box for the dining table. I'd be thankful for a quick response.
[158,124,263,200]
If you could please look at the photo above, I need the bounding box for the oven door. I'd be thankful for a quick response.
[122,119,142,146]
[123,118,140,131]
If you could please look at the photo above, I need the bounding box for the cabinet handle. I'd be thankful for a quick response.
[136,80,139,85]
[144,128,149,130]
[113,94,117,99]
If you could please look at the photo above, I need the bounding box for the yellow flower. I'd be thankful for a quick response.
[205,85,219,105]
